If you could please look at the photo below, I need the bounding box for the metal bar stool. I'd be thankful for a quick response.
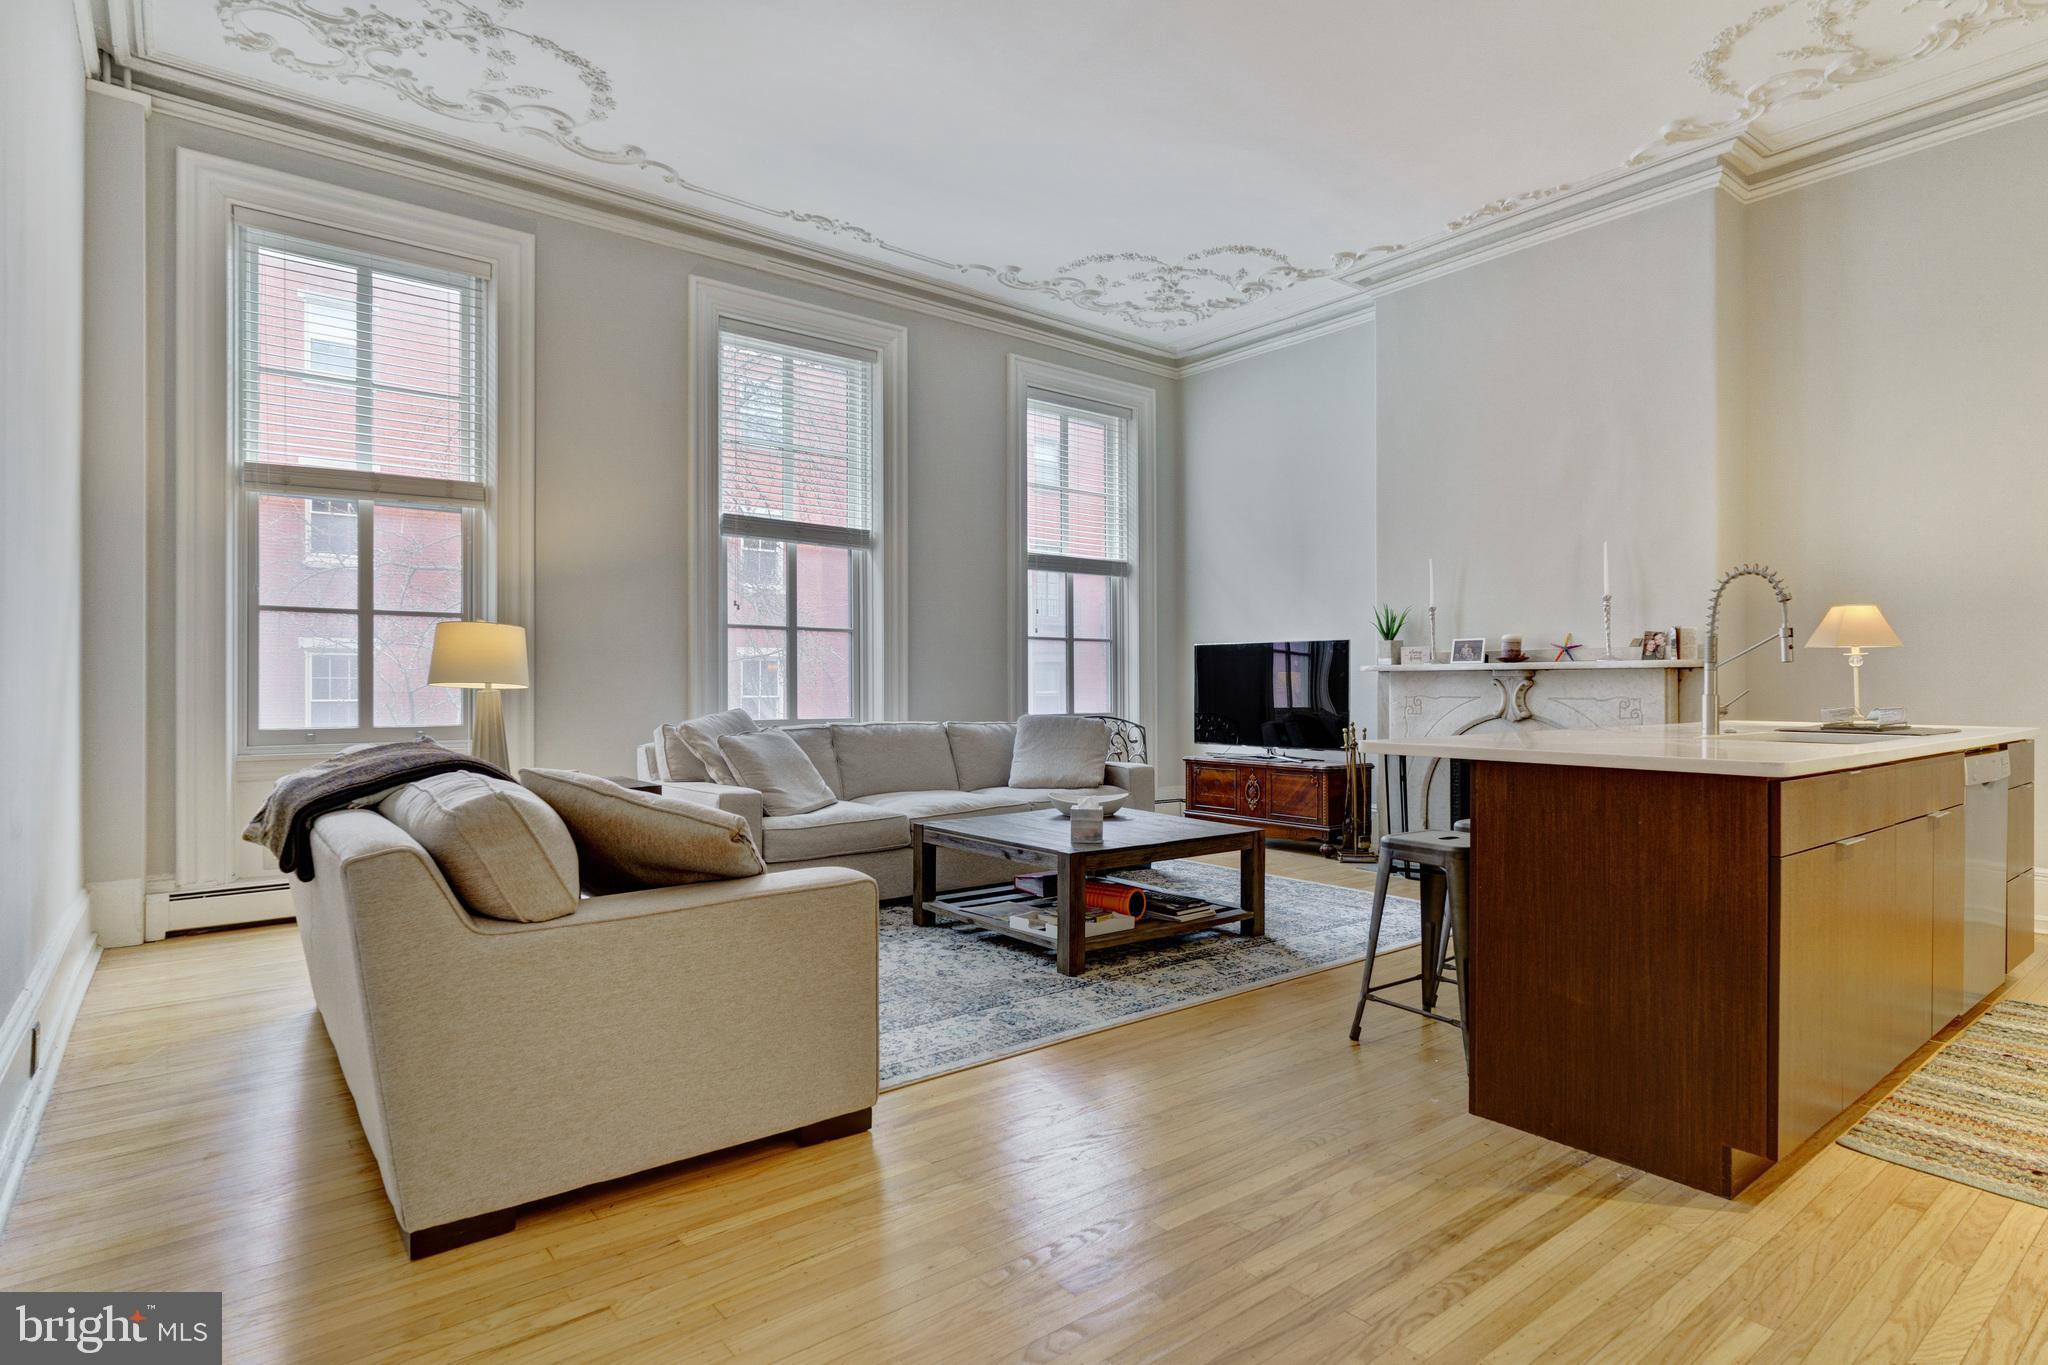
[1348,827,1471,1069]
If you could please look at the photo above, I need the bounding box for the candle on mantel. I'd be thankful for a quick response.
[1428,558,1435,608]
[1603,541,1610,596]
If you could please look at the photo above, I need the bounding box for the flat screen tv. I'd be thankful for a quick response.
[1193,640,1350,750]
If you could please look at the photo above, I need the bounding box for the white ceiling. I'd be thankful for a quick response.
[122,0,2048,353]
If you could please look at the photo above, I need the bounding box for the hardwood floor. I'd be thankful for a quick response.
[5,845,2048,1362]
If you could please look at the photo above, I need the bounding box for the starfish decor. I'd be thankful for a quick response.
[1552,634,1584,662]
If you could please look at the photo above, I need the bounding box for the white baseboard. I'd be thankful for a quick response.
[0,892,101,1234]
[88,877,145,948]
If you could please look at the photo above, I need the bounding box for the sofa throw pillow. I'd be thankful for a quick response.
[785,725,843,797]
[1009,715,1111,788]
[379,772,580,922]
[945,722,1017,792]
[519,768,765,895]
[652,724,711,782]
[672,708,758,785]
[717,730,837,816]
[830,723,960,799]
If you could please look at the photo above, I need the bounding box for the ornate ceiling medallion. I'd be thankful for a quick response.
[211,0,2048,334]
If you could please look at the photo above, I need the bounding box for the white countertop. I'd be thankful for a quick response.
[1362,659,1700,673]
[1363,721,2037,778]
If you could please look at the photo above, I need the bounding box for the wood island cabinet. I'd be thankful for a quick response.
[1469,748,2006,1196]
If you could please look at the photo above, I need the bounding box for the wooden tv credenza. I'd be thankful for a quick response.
[1182,754,1356,851]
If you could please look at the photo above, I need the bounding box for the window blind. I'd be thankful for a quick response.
[718,328,875,535]
[234,223,488,490]
[1026,393,1129,565]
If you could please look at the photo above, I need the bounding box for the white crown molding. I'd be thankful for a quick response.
[1726,65,2048,198]
[1342,153,1742,300]
[108,0,2048,378]
[114,47,1189,377]
[1188,63,2048,373]
[183,0,1373,334]
[164,0,2048,339]
[1178,297,1379,377]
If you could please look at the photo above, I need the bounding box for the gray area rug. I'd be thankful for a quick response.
[880,860,1421,1088]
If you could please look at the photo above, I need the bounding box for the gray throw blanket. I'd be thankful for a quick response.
[244,740,510,881]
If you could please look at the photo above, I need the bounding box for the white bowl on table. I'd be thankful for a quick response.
[1047,790,1128,819]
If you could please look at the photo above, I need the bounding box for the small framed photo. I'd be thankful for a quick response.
[1638,629,1670,661]
[1451,637,1486,663]
[1401,646,1432,666]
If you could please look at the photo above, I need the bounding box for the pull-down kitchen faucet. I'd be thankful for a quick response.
[1702,564,1795,736]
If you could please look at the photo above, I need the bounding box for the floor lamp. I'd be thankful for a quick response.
[429,621,529,771]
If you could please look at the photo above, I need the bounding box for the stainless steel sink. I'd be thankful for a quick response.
[1714,729,1922,744]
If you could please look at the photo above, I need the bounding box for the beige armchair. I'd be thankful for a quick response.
[293,808,880,1257]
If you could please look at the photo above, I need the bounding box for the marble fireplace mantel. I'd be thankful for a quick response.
[1368,659,1704,832]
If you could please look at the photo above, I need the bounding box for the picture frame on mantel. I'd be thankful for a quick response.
[1401,646,1431,666]
[1638,629,1671,661]
[1451,637,1486,663]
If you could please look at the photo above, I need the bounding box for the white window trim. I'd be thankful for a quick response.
[687,278,908,721]
[174,150,535,891]
[1006,355,1158,728]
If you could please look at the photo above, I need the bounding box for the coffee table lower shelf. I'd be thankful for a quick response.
[920,883,1254,955]
[912,808,1265,975]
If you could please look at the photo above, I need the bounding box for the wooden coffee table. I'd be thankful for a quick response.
[911,807,1265,976]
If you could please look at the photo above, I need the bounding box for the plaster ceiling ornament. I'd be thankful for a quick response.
[193,0,2048,341]
[1629,0,2048,165]
[967,246,1402,332]
[212,0,1366,329]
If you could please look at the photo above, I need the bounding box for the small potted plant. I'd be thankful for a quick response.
[1374,604,1411,664]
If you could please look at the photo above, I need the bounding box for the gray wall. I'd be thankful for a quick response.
[1175,323,1376,786]
[137,114,1180,877]
[1375,192,1732,659]
[0,0,86,1067]
[1739,115,2048,773]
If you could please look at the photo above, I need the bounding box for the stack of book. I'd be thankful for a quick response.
[1105,880,1221,924]
[1002,875,1224,937]
[1005,907,1137,939]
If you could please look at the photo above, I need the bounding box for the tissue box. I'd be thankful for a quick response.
[1070,806,1105,842]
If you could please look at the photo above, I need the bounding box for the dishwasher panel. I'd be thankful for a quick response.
[1963,749,2012,1006]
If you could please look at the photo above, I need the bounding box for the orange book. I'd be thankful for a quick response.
[1083,880,1147,920]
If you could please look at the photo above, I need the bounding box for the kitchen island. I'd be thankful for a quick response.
[1363,721,2037,1196]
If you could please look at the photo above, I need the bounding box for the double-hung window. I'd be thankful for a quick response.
[1024,392,1134,715]
[715,325,878,721]
[232,217,489,747]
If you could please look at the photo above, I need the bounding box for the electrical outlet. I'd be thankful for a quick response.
[28,1022,39,1077]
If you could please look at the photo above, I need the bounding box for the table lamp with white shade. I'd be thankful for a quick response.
[1804,604,1901,720]
[428,621,529,771]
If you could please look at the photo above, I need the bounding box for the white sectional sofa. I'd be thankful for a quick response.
[636,719,1156,901]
